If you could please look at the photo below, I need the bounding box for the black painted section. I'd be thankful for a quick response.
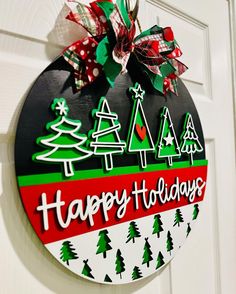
[15,56,206,176]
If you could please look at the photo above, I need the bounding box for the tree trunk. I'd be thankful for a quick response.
[168,156,173,166]
[103,251,107,259]
[190,153,194,165]
[64,161,74,177]
[139,151,147,169]
[104,154,113,171]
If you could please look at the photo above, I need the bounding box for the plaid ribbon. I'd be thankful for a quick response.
[110,6,136,73]
[63,0,188,95]
[109,5,187,94]
[66,0,110,36]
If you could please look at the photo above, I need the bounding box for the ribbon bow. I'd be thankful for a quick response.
[64,37,102,89]
[63,0,188,95]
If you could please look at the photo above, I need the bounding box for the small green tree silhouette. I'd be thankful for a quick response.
[115,249,125,279]
[60,240,78,265]
[173,209,184,227]
[82,259,94,279]
[104,274,112,283]
[96,229,112,258]
[142,237,153,268]
[156,251,165,269]
[193,204,200,220]
[166,231,174,255]
[152,214,164,238]
[126,221,141,243]
[132,266,143,280]
[186,223,191,237]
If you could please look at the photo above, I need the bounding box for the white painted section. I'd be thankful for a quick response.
[0,0,236,293]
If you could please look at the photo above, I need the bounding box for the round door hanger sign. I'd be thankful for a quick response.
[15,0,208,285]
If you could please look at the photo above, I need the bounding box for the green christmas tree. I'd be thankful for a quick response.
[115,249,125,279]
[126,83,155,169]
[142,237,153,268]
[96,229,112,258]
[186,223,191,237]
[193,204,200,220]
[104,274,112,283]
[89,97,126,171]
[132,266,143,280]
[180,113,203,165]
[173,208,184,227]
[32,98,92,177]
[166,231,174,255]
[82,259,94,279]
[156,251,165,269]
[60,240,78,265]
[126,221,141,243]
[155,107,181,167]
[152,214,164,238]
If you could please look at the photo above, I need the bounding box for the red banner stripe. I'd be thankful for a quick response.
[19,166,207,244]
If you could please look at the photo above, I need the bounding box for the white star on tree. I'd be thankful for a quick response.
[55,100,69,116]
[130,83,145,100]
[164,132,174,146]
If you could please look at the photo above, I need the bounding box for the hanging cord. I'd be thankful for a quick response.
[136,18,142,33]
[126,0,142,33]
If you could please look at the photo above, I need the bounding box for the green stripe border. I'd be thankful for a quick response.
[17,159,208,187]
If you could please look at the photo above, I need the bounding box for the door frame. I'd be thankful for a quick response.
[228,0,236,154]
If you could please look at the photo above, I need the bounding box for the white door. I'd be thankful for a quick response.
[0,0,236,293]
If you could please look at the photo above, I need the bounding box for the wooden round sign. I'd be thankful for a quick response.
[15,56,207,284]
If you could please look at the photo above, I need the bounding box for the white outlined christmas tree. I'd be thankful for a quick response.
[89,97,126,171]
[32,98,92,177]
[126,83,155,169]
[155,107,181,167]
[180,113,203,165]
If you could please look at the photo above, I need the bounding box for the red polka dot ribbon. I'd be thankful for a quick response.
[63,37,102,90]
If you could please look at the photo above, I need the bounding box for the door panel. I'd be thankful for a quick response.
[141,1,236,294]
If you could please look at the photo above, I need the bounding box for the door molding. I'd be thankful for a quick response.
[228,0,236,155]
